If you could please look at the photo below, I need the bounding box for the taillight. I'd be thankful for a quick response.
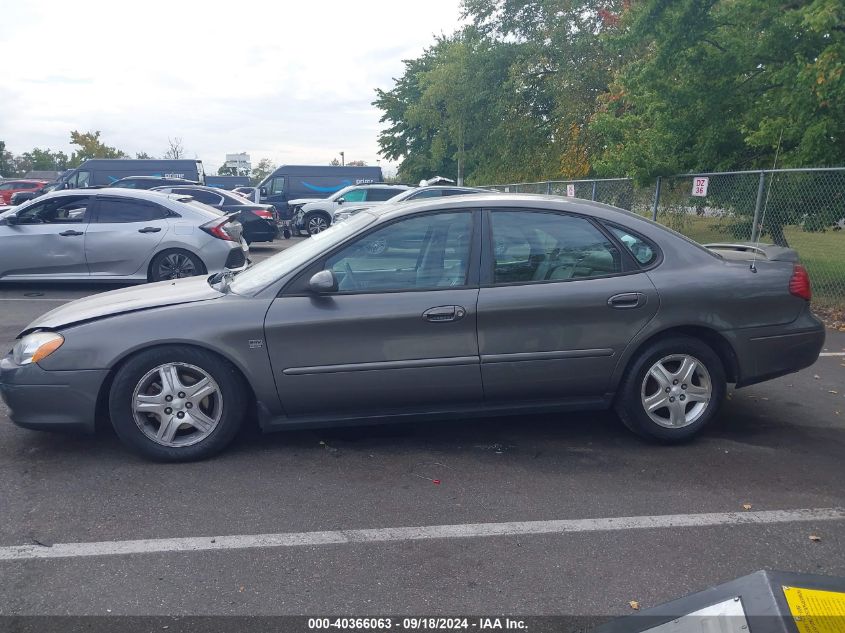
[253,209,274,219]
[201,217,236,242]
[789,264,812,301]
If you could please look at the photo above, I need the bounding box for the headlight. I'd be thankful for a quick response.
[12,331,64,366]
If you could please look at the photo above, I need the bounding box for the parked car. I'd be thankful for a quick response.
[333,186,489,224]
[109,176,200,190]
[232,187,258,200]
[0,194,825,461]
[152,185,278,244]
[257,164,383,212]
[293,184,410,235]
[57,159,206,189]
[0,180,50,205]
[0,189,247,283]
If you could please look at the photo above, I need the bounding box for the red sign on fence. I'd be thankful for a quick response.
[692,177,709,197]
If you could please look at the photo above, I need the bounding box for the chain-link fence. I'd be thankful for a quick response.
[485,168,845,309]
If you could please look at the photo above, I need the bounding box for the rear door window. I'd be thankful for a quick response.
[365,188,403,201]
[490,210,623,284]
[94,197,169,223]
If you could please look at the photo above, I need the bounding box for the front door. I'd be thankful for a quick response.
[84,196,170,277]
[264,210,483,418]
[0,195,92,278]
[477,209,659,402]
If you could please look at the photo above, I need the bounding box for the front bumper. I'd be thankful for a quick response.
[0,355,108,433]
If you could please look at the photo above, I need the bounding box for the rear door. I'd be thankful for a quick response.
[477,208,659,402]
[84,196,170,277]
[0,195,92,278]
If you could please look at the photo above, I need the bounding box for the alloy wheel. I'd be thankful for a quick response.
[640,354,712,428]
[132,363,223,447]
[157,253,196,279]
[307,215,329,234]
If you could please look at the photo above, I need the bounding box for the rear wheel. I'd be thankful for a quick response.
[109,346,246,461]
[615,336,726,442]
[149,249,205,282]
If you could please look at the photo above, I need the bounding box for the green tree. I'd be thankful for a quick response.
[0,141,13,177]
[590,0,845,180]
[250,158,275,185]
[69,130,128,166]
[20,148,70,171]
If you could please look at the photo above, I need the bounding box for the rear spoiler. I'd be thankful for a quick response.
[703,243,799,262]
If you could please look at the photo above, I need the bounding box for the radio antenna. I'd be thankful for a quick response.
[750,128,784,273]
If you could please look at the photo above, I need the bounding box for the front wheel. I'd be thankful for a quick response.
[615,336,726,442]
[109,346,247,461]
[303,212,330,235]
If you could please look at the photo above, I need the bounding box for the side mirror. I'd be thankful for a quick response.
[308,269,338,294]
[336,197,345,205]
[4,215,18,225]
[259,187,267,196]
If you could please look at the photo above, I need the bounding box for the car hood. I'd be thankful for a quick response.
[23,276,223,333]
[288,197,322,206]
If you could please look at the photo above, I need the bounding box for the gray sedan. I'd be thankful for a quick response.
[0,194,825,461]
[0,189,248,282]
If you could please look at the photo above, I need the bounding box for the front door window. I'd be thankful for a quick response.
[324,211,473,292]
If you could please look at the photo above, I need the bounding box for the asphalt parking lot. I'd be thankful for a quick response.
[0,237,844,621]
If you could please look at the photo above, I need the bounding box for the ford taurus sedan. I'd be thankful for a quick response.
[0,194,825,461]
[0,189,248,282]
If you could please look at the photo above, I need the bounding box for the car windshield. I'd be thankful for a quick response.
[229,210,377,295]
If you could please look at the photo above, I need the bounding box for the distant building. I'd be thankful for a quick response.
[224,153,251,176]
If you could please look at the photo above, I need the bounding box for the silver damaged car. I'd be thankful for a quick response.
[0,189,248,282]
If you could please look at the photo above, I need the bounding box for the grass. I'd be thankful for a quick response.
[660,215,845,308]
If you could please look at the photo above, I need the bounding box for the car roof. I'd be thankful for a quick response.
[38,188,190,204]
[372,192,649,226]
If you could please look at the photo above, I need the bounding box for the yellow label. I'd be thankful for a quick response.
[783,585,845,633]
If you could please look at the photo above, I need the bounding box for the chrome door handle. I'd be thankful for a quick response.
[422,305,466,323]
[138,227,162,233]
[608,292,645,309]
[59,229,84,237]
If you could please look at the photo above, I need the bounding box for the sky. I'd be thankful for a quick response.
[0,0,465,175]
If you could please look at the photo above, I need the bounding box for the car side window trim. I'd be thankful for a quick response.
[281,209,483,297]
[480,208,644,288]
[600,221,664,270]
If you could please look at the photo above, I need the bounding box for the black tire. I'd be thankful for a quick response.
[303,211,331,235]
[109,346,247,462]
[149,249,205,282]
[614,335,726,443]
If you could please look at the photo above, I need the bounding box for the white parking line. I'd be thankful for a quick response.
[819,352,845,357]
[0,507,842,562]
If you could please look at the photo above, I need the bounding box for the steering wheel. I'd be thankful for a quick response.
[344,262,361,290]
